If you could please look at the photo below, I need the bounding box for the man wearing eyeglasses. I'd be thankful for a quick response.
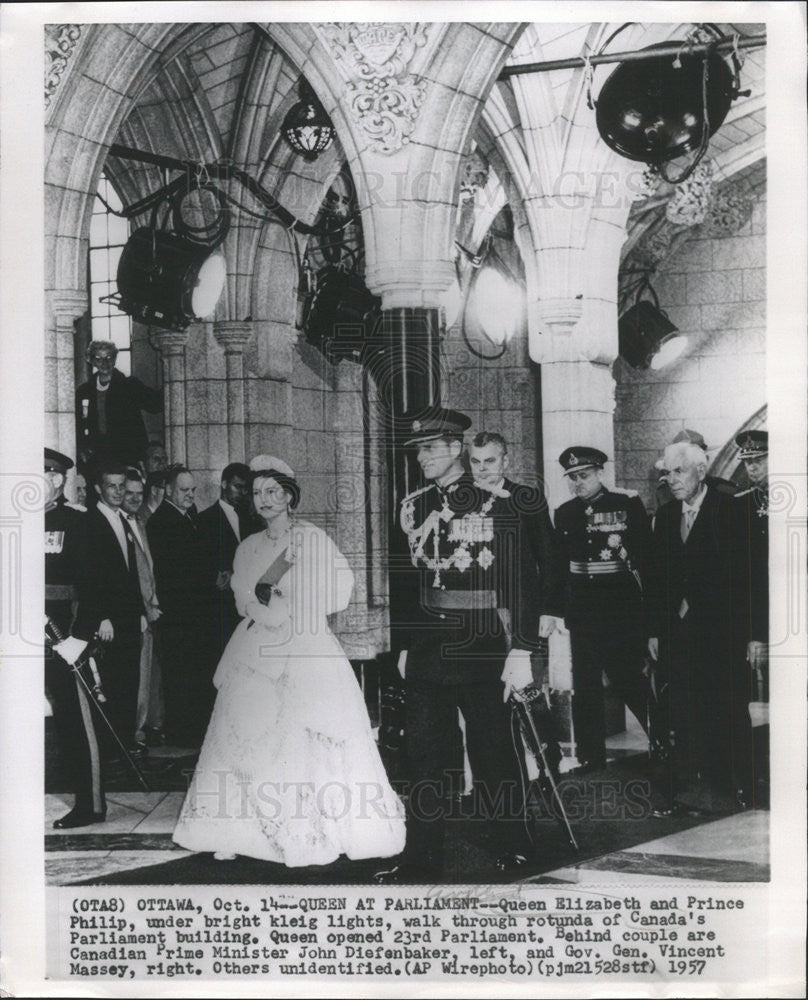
[76,340,162,469]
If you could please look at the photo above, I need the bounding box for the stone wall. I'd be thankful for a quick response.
[614,192,766,510]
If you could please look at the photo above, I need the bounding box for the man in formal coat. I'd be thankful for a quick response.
[376,409,534,883]
[647,441,752,811]
[469,431,562,776]
[121,470,164,748]
[73,461,145,757]
[44,447,106,828]
[76,340,162,469]
[552,447,651,774]
[196,462,252,657]
[146,465,212,747]
[734,430,769,702]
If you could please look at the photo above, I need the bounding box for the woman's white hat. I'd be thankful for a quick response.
[249,454,295,477]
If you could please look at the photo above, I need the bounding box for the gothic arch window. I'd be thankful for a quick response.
[87,175,132,374]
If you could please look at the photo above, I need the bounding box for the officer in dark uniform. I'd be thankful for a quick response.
[375,409,533,883]
[553,446,651,773]
[44,447,106,829]
[733,430,769,701]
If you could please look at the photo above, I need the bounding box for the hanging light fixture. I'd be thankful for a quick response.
[281,79,335,162]
[595,34,743,183]
[116,228,226,332]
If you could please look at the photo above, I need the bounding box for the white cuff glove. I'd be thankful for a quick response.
[53,636,88,666]
[501,648,533,702]
[397,650,407,679]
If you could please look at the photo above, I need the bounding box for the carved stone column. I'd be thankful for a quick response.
[150,328,189,464]
[47,290,88,459]
[213,321,252,463]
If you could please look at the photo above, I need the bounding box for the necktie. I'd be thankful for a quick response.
[121,516,138,582]
[681,507,696,542]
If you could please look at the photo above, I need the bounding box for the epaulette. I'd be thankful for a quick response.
[65,502,87,512]
[610,487,639,497]
[400,482,435,505]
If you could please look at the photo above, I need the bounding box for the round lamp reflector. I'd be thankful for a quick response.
[191,253,226,317]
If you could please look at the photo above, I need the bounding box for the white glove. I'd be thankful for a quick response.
[397,650,407,679]
[53,636,88,666]
[501,648,533,702]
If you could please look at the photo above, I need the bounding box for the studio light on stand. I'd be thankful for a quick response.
[619,278,688,370]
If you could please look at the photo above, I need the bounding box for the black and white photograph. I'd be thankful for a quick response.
[0,2,805,996]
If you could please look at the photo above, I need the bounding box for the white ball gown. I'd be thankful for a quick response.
[173,520,405,866]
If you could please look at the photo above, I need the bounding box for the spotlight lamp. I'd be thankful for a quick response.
[116,227,226,332]
[618,282,688,371]
[455,236,527,360]
[595,34,744,183]
[282,79,335,162]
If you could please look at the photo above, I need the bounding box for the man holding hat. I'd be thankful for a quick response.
[734,430,769,699]
[44,447,106,828]
[552,446,651,774]
[376,408,532,882]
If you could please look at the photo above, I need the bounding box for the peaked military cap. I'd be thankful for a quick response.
[559,446,608,475]
[735,429,768,460]
[44,447,74,473]
[401,407,471,447]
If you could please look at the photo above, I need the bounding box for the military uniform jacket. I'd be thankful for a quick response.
[45,498,87,631]
[553,487,650,629]
[392,473,540,685]
[733,485,768,642]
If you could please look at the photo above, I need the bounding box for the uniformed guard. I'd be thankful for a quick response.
[552,446,651,773]
[375,408,533,883]
[734,430,769,700]
[44,447,106,828]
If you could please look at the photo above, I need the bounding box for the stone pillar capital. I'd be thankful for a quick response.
[213,321,253,354]
[49,289,88,327]
[528,297,585,363]
[150,327,189,357]
[365,259,456,311]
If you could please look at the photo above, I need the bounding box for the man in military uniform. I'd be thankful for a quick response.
[376,409,534,883]
[734,430,769,701]
[552,447,651,773]
[44,447,106,829]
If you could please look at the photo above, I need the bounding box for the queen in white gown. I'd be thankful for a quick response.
[173,462,405,867]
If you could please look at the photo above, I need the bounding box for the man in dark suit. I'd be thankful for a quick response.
[469,431,562,777]
[73,461,145,757]
[196,462,252,656]
[121,469,164,748]
[76,340,162,469]
[44,447,106,828]
[553,447,651,774]
[146,465,212,747]
[648,441,752,811]
[376,410,533,883]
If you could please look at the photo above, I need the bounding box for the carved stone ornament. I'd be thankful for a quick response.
[45,24,82,109]
[317,22,428,153]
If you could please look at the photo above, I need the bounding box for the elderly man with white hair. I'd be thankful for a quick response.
[647,441,753,814]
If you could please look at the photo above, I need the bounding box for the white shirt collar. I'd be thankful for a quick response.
[682,483,708,514]
[218,498,240,541]
[97,501,128,563]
